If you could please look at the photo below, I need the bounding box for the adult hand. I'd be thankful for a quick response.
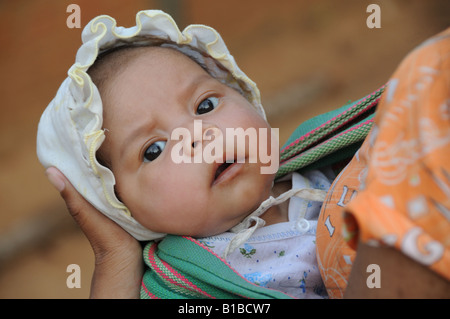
[46,167,143,299]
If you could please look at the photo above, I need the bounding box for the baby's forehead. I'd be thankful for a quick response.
[92,44,209,75]
[126,46,211,74]
[99,47,218,123]
[89,45,217,100]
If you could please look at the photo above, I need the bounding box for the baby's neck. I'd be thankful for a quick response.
[259,180,291,226]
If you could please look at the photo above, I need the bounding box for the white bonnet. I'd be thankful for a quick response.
[36,10,265,241]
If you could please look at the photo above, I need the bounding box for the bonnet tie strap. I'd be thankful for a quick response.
[223,187,327,258]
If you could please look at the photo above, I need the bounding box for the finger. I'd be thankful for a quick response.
[45,167,116,240]
[45,167,137,250]
[45,167,143,295]
[46,167,100,230]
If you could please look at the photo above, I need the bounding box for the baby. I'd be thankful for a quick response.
[37,10,331,298]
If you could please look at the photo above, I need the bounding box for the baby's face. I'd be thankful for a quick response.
[99,47,276,237]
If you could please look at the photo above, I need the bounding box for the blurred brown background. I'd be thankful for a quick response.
[0,0,448,298]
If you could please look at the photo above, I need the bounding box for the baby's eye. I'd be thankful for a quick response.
[196,97,219,115]
[143,141,166,162]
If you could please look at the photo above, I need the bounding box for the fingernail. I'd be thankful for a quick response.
[46,167,66,192]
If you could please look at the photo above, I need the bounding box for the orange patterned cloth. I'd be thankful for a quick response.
[316,28,450,298]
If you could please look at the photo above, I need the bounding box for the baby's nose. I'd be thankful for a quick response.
[190,124,221,149]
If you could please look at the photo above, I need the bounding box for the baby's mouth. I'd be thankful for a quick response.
[212,158,245,186]
[214,161,234,180]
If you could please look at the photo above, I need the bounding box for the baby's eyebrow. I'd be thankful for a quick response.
[119,117,156,161]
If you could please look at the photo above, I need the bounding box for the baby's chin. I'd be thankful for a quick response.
[138,173,275,238]
[190,221,244,238]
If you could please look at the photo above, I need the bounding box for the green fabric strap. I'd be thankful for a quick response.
[276,85,385,178]
[141,235,293,299]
